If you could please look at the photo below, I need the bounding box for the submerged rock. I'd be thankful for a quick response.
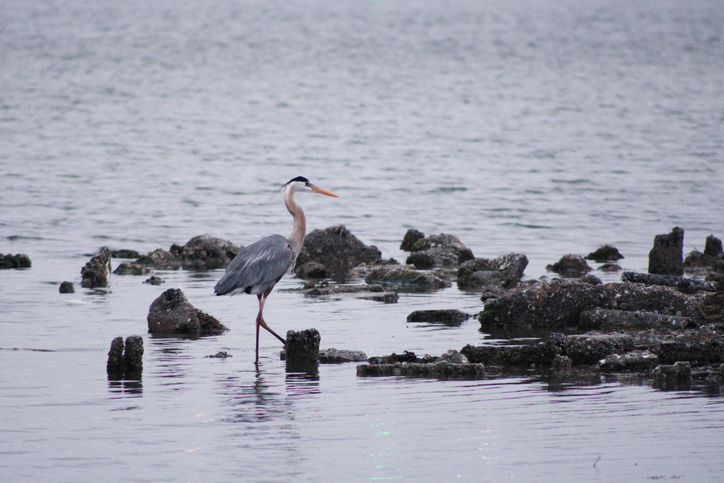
[365,264,451,292]
[135,248,182,270]
[356,361,485,378]
[172,234,242,270]
[318,348,368,363]
[648,227,684,276]
[81,247,112,288]
[0,253,32,269]
[147,288,227,336]
[143,276,164,285]
[285,329,321,373]
[303,283,398,303]
[111,249,141,259]
[407,309,469,326]
[652,362,693,391]
[598,350,659,373]
[457,253,528,292]
[59,281,75,293]
[585,245,624,262]
[113,262,150,276]
[406,234,474,269]
[622,271,719,293]
[295,225,381,277]
[546,254,592,277]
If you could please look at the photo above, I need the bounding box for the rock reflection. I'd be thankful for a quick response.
[220,371,293,424]
[107,378,143,398]
[285,371,320,398]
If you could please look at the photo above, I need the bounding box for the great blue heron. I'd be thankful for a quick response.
[214,176,338,363]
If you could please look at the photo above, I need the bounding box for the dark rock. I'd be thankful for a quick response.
[206,351,232,358]
[147,288,228,336]
[579,308,695,331]
[143,276,164,285]
[621,271,719,293]
[113,262,150,276]
[648,227,684,276]
[365,264,451,292]
[111,249,141,259]
[551,355,572,373]
[406,234,474,269]
[598,350,658,373]
[479,279,704,331]
[653,362,692,391]
[295,225,381,277]
[303,283,398,303]
[173,234,242,270]
[585,245,624,262]
[81,247,112,288]
[580,274,602,285]
[107,335,144,378]
[701,291,724,324]
[318,348,368,363]
[135,248,182,270]
[0,253,32,269]
[704,235,723,258]
[546,254,592,277]
[296,261,327,279]
[356,361,485,378]
[457,253,528,292]
[407,309,469,326]
[285,329,321,373]
[655,339,724,365]
[599,263,622,272]
[59,281,75,293]
[400,229,425,251]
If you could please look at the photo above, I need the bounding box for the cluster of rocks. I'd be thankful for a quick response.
[107,335,144,379]
[0,253,31,269]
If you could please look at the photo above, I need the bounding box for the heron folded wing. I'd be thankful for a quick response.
[214,234,294,296]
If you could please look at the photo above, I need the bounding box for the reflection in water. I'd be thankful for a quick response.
[107,378,143,399]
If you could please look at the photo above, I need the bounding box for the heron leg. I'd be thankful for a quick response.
[254,289,287,362]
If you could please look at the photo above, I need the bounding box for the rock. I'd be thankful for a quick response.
[0,253,32,269]
[107,335,144,378]
[295,225,381,277]
[113,262,151,275]
[405,234,474,269]
[479,279,704,331]
[585,245,624,262]
[598,350,658,373]
[599,263,622,272]
[579,308,695,331]
[285,329,321,373]
[172,234,242,270]
[655,339,724,365]
[705,235,723,258]
[143,276,164,285]
[135,248,181,270]
[81,247,112,288]
[59,281,75,293]
[206,351,232,358]
[296,261,327,279]
[551,355,572,373]
[439,349,468,364]
[303,282,398,303]
[648,227,684,276]
[546,254,592,277]
[406,309,469,326]
[356,361,485,378]
[147,288,228,336]
[580,274,602,285]
[457,253,528,292]
[400,229,425,251]
[111,249,141,259]
[653,362,692,390]
[621,271,719,293]
[318,348,368,363]
[701,291,724,325]
[365,264,451,292]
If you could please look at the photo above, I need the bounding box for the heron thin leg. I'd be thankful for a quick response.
[254,290,286,363]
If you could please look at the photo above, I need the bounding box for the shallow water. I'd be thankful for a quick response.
[2,0,724,481]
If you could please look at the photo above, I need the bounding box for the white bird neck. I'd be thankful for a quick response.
[285,185,306,256]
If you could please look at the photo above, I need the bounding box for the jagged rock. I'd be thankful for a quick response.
[124,335,144,373]
[318,348,368,363]
[585,245,624,262]
[546,254,592,277]
[479,279,705,331]
[135,248,182,270]
[407,309,469,326]
[649,227,684,276]
[579,308,695,331]
[113,262,150,275]
[365,264,451,292]
[285,329,321,372]
[172,234,242,270]
[705,235,723,258]
[0,253,32,269]
[303,283,398,303]
[406,234,474,269]
[457,253,528,292]
[107,335,144,378]
[143,276,164,285]
[111,249,141,259]
[598,350,659,372]
[81,247,112,288]
[295,225,381,277]
[400,229,425,251]
[147,288,227,336]
[59,281,75,293]
[622,271,719,293]
[107,337,125,376]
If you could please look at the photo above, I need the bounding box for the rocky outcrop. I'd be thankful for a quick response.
[457,253,528,294]
[649,227,684,276]
[407,309,469,326]
[295,225,381,277]
[303,283,399,303]
[135,248,181,270]
[0,253,31,269]
[357,350,484,378]
[546,254,592,277]
[400,229,425,251]
[113,262,150,275]
[585,245,624,262]
[147,288,227,337]
[405,234,474,270]
[365,264,451,292]
[81,247,112,288]
[171,234,242,270]
[621,271,720,293]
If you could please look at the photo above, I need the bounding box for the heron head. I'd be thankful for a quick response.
[283,177,338,198]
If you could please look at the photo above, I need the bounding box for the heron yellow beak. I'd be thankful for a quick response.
[311,185,339,197]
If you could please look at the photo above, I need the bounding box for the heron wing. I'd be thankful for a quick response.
[214,234,294,296]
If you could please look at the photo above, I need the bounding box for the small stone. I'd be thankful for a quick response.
[59,281,75,293]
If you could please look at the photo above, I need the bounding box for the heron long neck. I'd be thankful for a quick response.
[285,187,306,256]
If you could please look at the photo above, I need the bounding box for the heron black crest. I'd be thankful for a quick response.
[268,176,310,201]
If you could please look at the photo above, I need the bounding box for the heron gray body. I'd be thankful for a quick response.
[213,176,338,364]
